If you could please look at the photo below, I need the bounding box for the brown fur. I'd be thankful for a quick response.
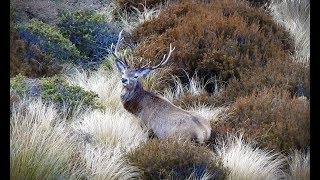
[121,81,211,143]
[113,32,210,143]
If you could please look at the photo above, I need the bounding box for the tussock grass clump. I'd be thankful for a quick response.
[269,0,310,63]
[81,144,142,179]
[10,28,62,77]
[72,109,148,151]
[131,0,293,87]
[128,139,228,179]
[10,98,84,179]
[187,103,230,123]
[63,67,123,111]
[215,135,287,180]
[115,2,162,34]
[287,149,310,180]
[162,74,225,109]
[212,88,309,152]
[115,0,167,12]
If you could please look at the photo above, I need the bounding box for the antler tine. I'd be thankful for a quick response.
[111,30,129,65]
[151,43,176,70]
[114,30,123,56]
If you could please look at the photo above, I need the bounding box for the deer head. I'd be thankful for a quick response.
[111,30,175,101]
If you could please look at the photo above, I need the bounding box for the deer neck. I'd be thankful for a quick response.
[121,81,150,116]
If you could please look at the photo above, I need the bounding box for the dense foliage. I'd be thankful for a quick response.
[211,88,309,153]
[131,0,293,88]
[17,19,82,62]
[10,75,104,113]
[59,10,120,68]
[10,28,63,77]
[128,139,228,179]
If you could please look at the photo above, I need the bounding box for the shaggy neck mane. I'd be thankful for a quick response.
[122,81,153,116]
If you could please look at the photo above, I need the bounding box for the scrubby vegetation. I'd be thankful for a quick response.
[115,0,167,12]
[131,0,293,86]
[213,57,310,105]
[10,0,309,179]
[128,139,228,179]
[10,28,63,77]
[59,10,120,67]
[211,88,309,152]
[16,19,82,62]
[10,75,104,114]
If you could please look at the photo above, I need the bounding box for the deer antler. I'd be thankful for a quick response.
[149,43,176,70]
[110,30,128,66]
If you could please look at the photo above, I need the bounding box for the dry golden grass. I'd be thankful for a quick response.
[215,134,287,180]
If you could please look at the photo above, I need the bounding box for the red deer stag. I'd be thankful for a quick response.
[111,30,211,143]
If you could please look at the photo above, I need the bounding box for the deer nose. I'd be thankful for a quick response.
[122,78,128,84]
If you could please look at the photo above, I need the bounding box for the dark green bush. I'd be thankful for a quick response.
[17,19,82,63]
[58,10,120,68]
[127,139,228,179]
[130,0,293,91]
[10,28,62,78]
[210,88,310,153]
[10,0,108,25]
[10,75,104,114]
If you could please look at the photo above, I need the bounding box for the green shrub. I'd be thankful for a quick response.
[10,75,104,114]
[58,10,120,67]
[10,0,107,25]
[127,139,228,179]
[10,28,62,78]
[17,19,82,62]
[211,88,309,153]
[130,0,293,89]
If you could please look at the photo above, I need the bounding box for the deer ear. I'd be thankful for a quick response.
[116,59,127,73]
[137,67,152,77]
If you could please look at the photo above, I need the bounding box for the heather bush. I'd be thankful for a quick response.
[10,28,62,77]
[131,0,293,89]
[17,19,82,62]
[214,57,309,105]
[211,88,309,152]
[10,75,104,114]
[58,10,120,67]
[127,139,228,179]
